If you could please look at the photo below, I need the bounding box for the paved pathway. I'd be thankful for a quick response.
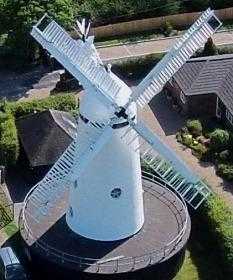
[139,93,233,209]
[98,30,233,61]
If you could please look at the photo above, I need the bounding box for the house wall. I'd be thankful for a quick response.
[165,81,188,113]
[217,99,233,130]
[166,82,217,117]
[187,94,217,117]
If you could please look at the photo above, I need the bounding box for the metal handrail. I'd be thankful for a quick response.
[20,172,189,272]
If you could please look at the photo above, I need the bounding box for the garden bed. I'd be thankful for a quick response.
[176,119,233,182]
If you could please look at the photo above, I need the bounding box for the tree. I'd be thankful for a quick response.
[2,0,75,64]
[190,0,211,11]
[202,37,218,57]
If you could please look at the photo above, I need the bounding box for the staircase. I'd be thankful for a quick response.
[132,8,221,109]
[121,121,211,209]
[141,153,211,209]
[31,16,121,104]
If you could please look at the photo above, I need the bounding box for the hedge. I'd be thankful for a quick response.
[6,93,77,119]
[0,93,77,166]
[112,53,163,80]
[0,112,19,166]
[198,195,233,275]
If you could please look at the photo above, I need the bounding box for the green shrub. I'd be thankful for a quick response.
[0,112,19,166]
[217,163,233,181]
[186,119,203,137]
[210,129,230,152]
[182,133,193,147]
[191,143,207,160]
[199,196,233,275]
[7,94,77,119]
[161,21,173,37]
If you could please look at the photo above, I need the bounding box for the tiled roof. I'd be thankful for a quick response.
[173,54,233,114]
[17,110,77,167]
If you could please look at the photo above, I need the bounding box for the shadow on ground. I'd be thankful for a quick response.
[5,166,36,203]
[187,214,224,280]
[149,93,186,136]
[0,66,49,101]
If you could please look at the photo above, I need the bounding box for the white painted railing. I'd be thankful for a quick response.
[19,172,188,273]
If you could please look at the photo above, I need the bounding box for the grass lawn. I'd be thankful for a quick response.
[174,214,224,280]
[174,249,199,280]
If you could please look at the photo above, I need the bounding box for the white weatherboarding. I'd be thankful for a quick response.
[29,10,221,241]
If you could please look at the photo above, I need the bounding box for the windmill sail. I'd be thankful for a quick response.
[126,9,222,109]
[31,15,120,107]
[27,9,221,220]
[26,121,113,223]
[121,120,211,209]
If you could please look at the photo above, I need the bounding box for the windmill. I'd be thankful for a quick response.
[20,9,221,278]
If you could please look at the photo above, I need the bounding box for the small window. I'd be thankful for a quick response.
[69,206,74,217]
[74,180,78,189]
[207,16,221,31]
[111,188,122,199]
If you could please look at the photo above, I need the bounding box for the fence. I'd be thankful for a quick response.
[93,7,233,39]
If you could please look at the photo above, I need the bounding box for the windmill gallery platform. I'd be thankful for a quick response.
[19,173,190,280]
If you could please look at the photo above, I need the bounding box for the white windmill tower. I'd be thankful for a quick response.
[20,8,221,276]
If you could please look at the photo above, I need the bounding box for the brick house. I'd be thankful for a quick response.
[165,54,233,128]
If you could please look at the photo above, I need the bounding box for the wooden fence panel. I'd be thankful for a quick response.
[93,7,233,39]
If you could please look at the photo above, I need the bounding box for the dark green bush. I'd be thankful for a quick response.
[0,112,19,166]
[7,94,77,119]
[0,94,77,166]
[217,163,233,181]
[210,129,230,152]
[186,119,203,137]
[218,150,230,162]
[201,37,218,57]
[199,196,233,275]
[112,53,163,80]
[161,21,173,37]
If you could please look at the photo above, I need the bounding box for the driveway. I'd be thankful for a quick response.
[139,92,233,209]
[98,30,233,61]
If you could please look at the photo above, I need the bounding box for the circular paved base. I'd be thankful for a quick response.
[20,175,191,276]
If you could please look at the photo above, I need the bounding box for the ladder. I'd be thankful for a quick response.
[121,123,211,209]
[141,153,211,209]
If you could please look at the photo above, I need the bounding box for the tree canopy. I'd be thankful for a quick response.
[0,0,233,66]
[1,0,75,63]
